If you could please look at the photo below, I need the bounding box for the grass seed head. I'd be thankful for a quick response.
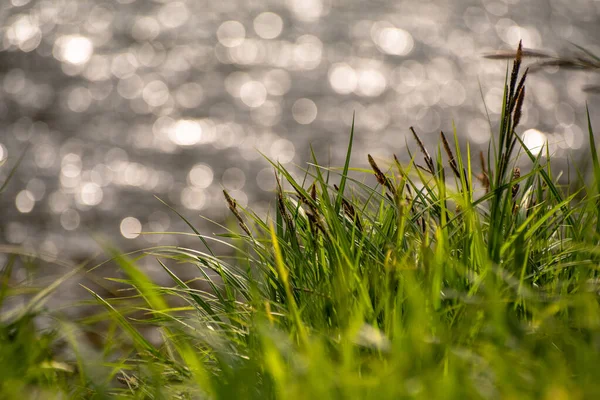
[410,127,435,174]
[335,184,362,230]
[512,167,521,199]
[509,40,523,104]
[440,131,461,179]
[477,151,490,193]
[368,154,396,196]
[513,86,525,130]
[223,189,252,236]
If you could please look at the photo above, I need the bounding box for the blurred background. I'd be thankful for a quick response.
[0,0,599,266]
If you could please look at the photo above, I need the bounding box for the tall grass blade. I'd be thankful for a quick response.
[585,104,600,239]
[335,112,355,213]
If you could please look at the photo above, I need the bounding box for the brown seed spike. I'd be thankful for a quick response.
[223,189,236,211]
[515,67,529,100]
[510,67,529,114]
[223,190,252,236]
[479,151,487,175]
[478,151,490,193]
[509,40,523,109]
[512,167,520,199]
[513,86,525,130]
[410,127,435,174]
[368,154,396,196]
[368,154,387,186]
[334,184,361,230]
[440,131,461,179]
[238,222,252,237]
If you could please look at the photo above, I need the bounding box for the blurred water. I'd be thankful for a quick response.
[0,0,599,262]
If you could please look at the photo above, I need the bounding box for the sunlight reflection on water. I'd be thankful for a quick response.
[0,0,598,258]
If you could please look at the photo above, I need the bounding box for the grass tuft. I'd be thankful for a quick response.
[1,43,600,399]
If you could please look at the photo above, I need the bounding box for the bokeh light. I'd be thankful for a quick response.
[292,98,318,125]
[217,21,246,48]
[169,119,203,146]
[254,12,283,40]
[222,167,246,191]
[371,22,414,56]
[7,14,42,52]
[54,35,94,66]
[240,81,267,108]
[61,210,80,231]
[329,64,358,95]
[0,0,593,259]
[15,190,35,213]
[522,129,547,156]
[188,163,214,188]
[120,217,141,239]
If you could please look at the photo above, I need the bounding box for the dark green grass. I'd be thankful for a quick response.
[2,43,600,399]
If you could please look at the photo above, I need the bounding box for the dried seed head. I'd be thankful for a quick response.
[238,222,252,237]
[410,127,435,174]
[368,154,396,196]
[509,40,523,103]
[223,189,237,211]
[223,190,252,236]
[512,86,525,129]
[478,174,490,193]
[478,151,490,193]
[342,199,357,223]
[513,167,521,180]
[515,68,529,101]
[510,67,529,114]
[441,131,461,179]
[368,154,386,185]
[512,167,520,199]
[335,184,361,230]
[301,182,326,234]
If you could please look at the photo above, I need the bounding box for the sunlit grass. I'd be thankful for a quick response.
[2,43,600,399]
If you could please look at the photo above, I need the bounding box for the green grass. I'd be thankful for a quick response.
[2,43,600,399]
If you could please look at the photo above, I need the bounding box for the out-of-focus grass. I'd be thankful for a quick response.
[2,43,600,399]
[484,42,600,93]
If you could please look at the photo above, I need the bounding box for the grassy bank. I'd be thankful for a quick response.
[2,44,600,399]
